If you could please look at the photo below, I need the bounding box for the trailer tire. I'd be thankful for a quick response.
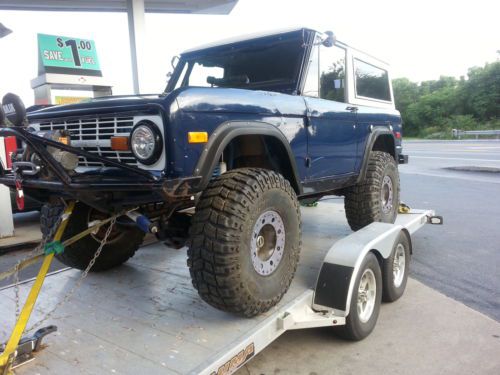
[40,203,144,271]
[382,231,410,302]
[335,252,382,341]
[187,168,301,317]
[344,151,399,231]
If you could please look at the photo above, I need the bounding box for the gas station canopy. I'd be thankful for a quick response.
[0,0,239,94]
[0,0,238,14]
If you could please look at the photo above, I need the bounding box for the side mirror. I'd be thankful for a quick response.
[2,93,27,127]
[322,31,336,47]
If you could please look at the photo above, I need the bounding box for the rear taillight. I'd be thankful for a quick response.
[394,131,401,139]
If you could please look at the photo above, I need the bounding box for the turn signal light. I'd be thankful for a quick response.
[58,136,69,145]
[188,131,208,144]
[111,136,130,151]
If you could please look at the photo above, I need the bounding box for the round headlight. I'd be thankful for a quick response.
[130,121,163,165]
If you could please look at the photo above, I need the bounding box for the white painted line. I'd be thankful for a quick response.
[411,156,500,163]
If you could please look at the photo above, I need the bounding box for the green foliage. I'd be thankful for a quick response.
[392,61,500,138]
[320,61,345,102]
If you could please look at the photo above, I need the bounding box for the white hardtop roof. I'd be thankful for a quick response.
[180,26,390,66]
[181,26,316,54]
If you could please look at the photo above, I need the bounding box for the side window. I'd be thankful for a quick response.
[188,63,224,87]
[302,45,319,97]
[354,59,391,101]
[319,45,346,102]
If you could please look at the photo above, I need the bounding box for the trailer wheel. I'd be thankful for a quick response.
[344,151,400,231]
[336,252,382,341]
[187,168,301,317]
[382,231,411,302]
[41,202,145,271]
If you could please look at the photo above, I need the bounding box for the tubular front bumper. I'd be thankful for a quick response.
[0,126,201,201]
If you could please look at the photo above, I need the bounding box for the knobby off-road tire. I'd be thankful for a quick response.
[344,151,400,231]
[40,202,145,271]
[187,168,301,317]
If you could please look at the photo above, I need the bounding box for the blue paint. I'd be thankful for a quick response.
[27,27,403,197]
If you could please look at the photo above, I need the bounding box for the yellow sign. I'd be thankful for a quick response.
[55,96,89,105]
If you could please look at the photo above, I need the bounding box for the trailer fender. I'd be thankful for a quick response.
[312,222,406,316]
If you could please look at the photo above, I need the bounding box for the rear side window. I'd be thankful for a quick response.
[354,59,391,101]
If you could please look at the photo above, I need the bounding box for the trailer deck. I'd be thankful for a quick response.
[0,201,435,374]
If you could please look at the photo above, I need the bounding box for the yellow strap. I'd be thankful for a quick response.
[0,202,75,368]
[398,203,411,214]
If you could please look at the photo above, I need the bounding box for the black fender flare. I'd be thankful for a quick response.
[193,120,302,194]
[357,128,397,183]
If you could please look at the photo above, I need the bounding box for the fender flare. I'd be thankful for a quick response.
[312,222,407,316]
[357,128,397,183]
[193,120,302,193]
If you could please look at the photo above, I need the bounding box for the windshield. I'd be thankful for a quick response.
[166,32,306,94]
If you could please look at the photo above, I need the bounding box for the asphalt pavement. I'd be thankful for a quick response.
[399,140,500,321]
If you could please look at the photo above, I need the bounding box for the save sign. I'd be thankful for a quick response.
[38,33,102,76]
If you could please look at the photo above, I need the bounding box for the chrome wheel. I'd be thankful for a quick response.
[251,210,285,276]
[392,243,406,288]
[357,268,377,323]
[381,175,394,214]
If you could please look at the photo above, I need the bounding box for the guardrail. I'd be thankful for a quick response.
[452,129,500,139]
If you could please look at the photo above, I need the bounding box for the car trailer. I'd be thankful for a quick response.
[0,201,441,375]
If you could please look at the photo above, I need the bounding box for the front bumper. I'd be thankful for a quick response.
[0,126,201,207]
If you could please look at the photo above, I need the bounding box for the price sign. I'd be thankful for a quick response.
[38,33,102,76]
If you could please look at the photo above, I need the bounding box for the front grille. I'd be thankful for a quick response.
[37,116,137,167]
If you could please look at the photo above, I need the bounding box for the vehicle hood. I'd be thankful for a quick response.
[27,94,167,121]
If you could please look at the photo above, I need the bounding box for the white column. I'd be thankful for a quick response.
[127,0,146,95]
[0,138,14,238]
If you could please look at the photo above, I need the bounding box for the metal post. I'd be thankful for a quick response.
[0,139,14,238]
[126,0,146,95]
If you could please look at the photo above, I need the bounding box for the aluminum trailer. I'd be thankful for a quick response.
[0,201,440,375]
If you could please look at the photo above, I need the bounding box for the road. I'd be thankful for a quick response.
[399,140,500,321]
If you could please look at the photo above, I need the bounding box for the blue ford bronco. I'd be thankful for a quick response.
[0,28,407,316]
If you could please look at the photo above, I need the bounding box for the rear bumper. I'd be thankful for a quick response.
[398,154,409,164]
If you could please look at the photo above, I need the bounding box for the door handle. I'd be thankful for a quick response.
[346,106,358,112]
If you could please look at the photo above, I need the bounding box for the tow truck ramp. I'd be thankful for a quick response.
[0,202,439,375]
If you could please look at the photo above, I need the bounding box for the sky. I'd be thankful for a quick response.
[0,0,498,106]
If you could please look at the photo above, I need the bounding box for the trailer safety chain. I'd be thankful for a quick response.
[0,202,124,374]
[26,216,116,335]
